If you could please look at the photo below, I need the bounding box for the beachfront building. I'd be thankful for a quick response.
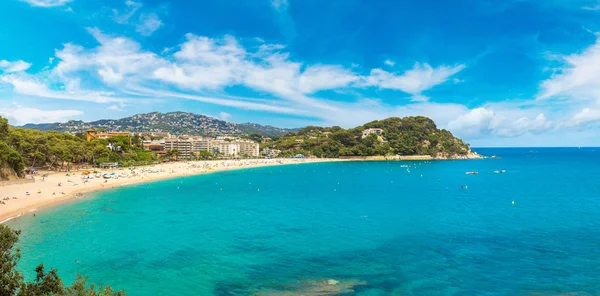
[238,140,260,157]
[191,138,211,153]
[262,148,281,158]
[211,141,240,157]
[162,137,214,159]
[362,128,383,139]
[164,138,192,158]
[86,130,132,145]
[142,140,165,152]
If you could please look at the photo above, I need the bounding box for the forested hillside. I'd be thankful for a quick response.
[0,116,156,180]
[263,116,475,158]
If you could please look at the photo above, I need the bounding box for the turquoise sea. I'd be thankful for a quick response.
[7,148,600,295]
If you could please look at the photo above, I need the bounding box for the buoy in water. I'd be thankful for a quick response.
[512,201,515,205]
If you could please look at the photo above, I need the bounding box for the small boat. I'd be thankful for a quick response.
[465,171,478,175]
[494,170,506,174]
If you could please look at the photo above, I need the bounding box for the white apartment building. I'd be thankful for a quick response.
[211,141,240,157]
[162,137,258,159]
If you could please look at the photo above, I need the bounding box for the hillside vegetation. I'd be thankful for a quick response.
[263,116,473,158]
[21,112,297,137]
[0,116,157,180]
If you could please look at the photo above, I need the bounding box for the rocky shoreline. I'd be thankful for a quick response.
[337,150,484,161]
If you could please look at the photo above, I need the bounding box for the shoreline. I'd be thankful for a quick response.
[0,158,342,224]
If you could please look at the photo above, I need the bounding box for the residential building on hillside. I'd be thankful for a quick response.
[262,148,281,158]
[86,130,131,144]
[362,128,383,138]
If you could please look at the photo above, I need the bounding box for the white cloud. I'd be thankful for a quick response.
[219,112,232,121]
[113,0,142,24]
[54,28,165,86]
[107,104,126,111]
[298,65,358,93]
[447,107,496,138]
[362,62,465,101]
[0,107,83,125]
[538,37,600,102]
[136,13,163,36]
[271,0,289,12]
[0,60,31,73]
[0,74,124,103]
[568,108,600,126]
[384,59,395,66]
[21,0,71,7]
[447,107,552,139]
[583,4,600,10]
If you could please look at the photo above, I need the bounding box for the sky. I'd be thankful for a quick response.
[2,0,600,146]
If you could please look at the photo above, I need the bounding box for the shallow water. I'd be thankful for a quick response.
[7,148,600,295]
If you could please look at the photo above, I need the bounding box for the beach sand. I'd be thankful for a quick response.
[0,158,339,223]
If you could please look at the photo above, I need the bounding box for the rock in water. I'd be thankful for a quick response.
[326,279,339,285]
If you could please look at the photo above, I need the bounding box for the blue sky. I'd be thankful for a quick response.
[2,0,600,146]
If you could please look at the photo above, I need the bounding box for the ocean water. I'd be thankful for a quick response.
[7,148,600,295]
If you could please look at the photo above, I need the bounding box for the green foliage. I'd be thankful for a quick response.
[248,133,262,142]
[0,225,126,295]
[195,151,214,160]
[0,116,9,141]
[0,141,25,178]
[0,116,158,179]
[266,116,471,158]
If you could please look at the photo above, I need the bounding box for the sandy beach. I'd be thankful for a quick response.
[0,158,339,223]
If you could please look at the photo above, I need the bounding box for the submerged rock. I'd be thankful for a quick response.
[255,278,367,296]
[326,279,339,286]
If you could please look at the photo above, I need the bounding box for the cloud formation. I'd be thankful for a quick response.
[21,0,71,7]
[219,112,232,121]
[0,107,83,125]
[538,37,600,103]
[448,107,551,139]
[363,63,466,101]
[0,60,31,73]
[136,13,163,36]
